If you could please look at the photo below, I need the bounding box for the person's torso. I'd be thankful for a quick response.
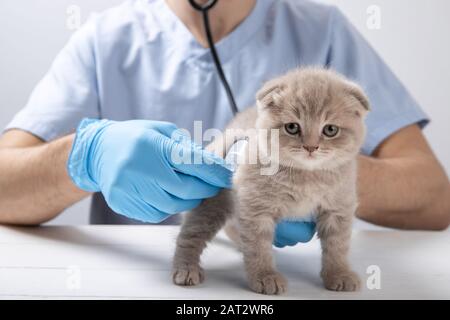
[92,0,333,134]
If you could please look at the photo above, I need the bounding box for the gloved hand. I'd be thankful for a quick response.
[67,118,232,223]
[274,220,316,248]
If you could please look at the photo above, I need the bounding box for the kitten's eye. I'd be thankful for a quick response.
[284,123,301,135]
[323,125,339,138]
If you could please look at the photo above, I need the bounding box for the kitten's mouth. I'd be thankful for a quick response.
[291,148,319,159]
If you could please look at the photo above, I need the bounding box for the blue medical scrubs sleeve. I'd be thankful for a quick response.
[3,18,100,142]
[327,7,429,155]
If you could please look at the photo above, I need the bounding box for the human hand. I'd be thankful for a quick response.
[67,119,232,223]
[273,220,316,248]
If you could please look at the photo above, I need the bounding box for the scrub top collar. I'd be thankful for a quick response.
[146,0,273,69]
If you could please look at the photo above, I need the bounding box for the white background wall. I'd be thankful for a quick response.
[0,0,449,225]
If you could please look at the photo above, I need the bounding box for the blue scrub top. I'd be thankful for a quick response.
[5,0,429,224]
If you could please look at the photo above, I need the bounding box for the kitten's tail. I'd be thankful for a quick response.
[224,217,242,250]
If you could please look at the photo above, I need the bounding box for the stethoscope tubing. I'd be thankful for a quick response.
[188,0,239,116]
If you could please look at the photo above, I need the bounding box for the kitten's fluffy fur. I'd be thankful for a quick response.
[172,68,369,294]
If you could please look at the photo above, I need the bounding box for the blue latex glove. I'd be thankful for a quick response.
[67,118,232,223]
[274,220,317,248]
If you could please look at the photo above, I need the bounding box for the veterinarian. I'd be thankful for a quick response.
[0,0,449,247]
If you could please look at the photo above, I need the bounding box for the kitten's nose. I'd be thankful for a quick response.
[303,145,319,153]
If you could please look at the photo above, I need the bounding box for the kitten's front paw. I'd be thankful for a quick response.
[321,269,361,292]
[172,264,205,286]
[249,271,287,295]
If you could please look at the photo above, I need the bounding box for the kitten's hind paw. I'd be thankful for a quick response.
[172,264,205,286]
[249,272,287,295]
[322,270,361,292]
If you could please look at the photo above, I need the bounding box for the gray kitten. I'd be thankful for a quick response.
[172,68,369,295]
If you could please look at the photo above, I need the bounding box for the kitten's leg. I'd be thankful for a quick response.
[239,213,287,295]
[317,207,361,292]
[173,189,234,286]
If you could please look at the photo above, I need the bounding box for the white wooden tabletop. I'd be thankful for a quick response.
[0,225,449,300]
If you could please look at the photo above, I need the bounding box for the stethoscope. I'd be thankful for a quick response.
[188,0,239,116]
[188,0,248,168]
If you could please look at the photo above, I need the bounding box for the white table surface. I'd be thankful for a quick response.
[0,225,449,300]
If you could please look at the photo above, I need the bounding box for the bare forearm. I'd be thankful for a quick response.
[0,134,88,225]
[357,155,450,230]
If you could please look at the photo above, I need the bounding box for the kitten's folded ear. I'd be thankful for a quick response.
[344,81,371,114]
[256,78,286,111]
